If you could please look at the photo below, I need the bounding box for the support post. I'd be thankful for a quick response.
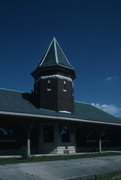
[27,130,31,156]
[95,126,102,153]
[99,136,102,153]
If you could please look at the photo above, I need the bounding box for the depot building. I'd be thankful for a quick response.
[0,38,121,156]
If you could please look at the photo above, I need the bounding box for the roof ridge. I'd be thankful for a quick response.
[53,37,59,64]
[75,101,90,105]
[55,39,74,69]
[38,38,55,67]
[0,88,24,93]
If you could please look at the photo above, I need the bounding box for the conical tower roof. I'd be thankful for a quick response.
[31,37,76,79]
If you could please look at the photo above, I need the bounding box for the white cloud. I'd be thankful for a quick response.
[91,103,121,115]
[106,77,113,81]
[106,76,117,82]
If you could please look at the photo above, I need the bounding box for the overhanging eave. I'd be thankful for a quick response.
[0,110,121,127]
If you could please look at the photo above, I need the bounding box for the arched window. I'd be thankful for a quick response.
[60,125,70,142]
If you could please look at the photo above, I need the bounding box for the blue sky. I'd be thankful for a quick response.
[0,0,121,116]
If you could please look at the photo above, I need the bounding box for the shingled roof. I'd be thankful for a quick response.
[0,88,121,126]
[31,38,76,79]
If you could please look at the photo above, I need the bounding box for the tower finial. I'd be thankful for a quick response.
[53,37,56,41]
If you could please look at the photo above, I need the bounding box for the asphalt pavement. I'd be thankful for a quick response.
[0,155,121,180]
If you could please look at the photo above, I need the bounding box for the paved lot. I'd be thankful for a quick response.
[0,155,121,180]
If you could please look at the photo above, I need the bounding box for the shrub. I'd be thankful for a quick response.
[19,146,28,159]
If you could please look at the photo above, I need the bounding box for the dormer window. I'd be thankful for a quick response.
[63,81,67,92]
[47,80,51,91]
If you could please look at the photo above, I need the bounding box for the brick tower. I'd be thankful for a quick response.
[31,38,76,113]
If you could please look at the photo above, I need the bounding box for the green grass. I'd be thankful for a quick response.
[0,152,121,165]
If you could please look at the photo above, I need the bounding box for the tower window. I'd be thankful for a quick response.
[63,81,67,92]
[47,80,51,91]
